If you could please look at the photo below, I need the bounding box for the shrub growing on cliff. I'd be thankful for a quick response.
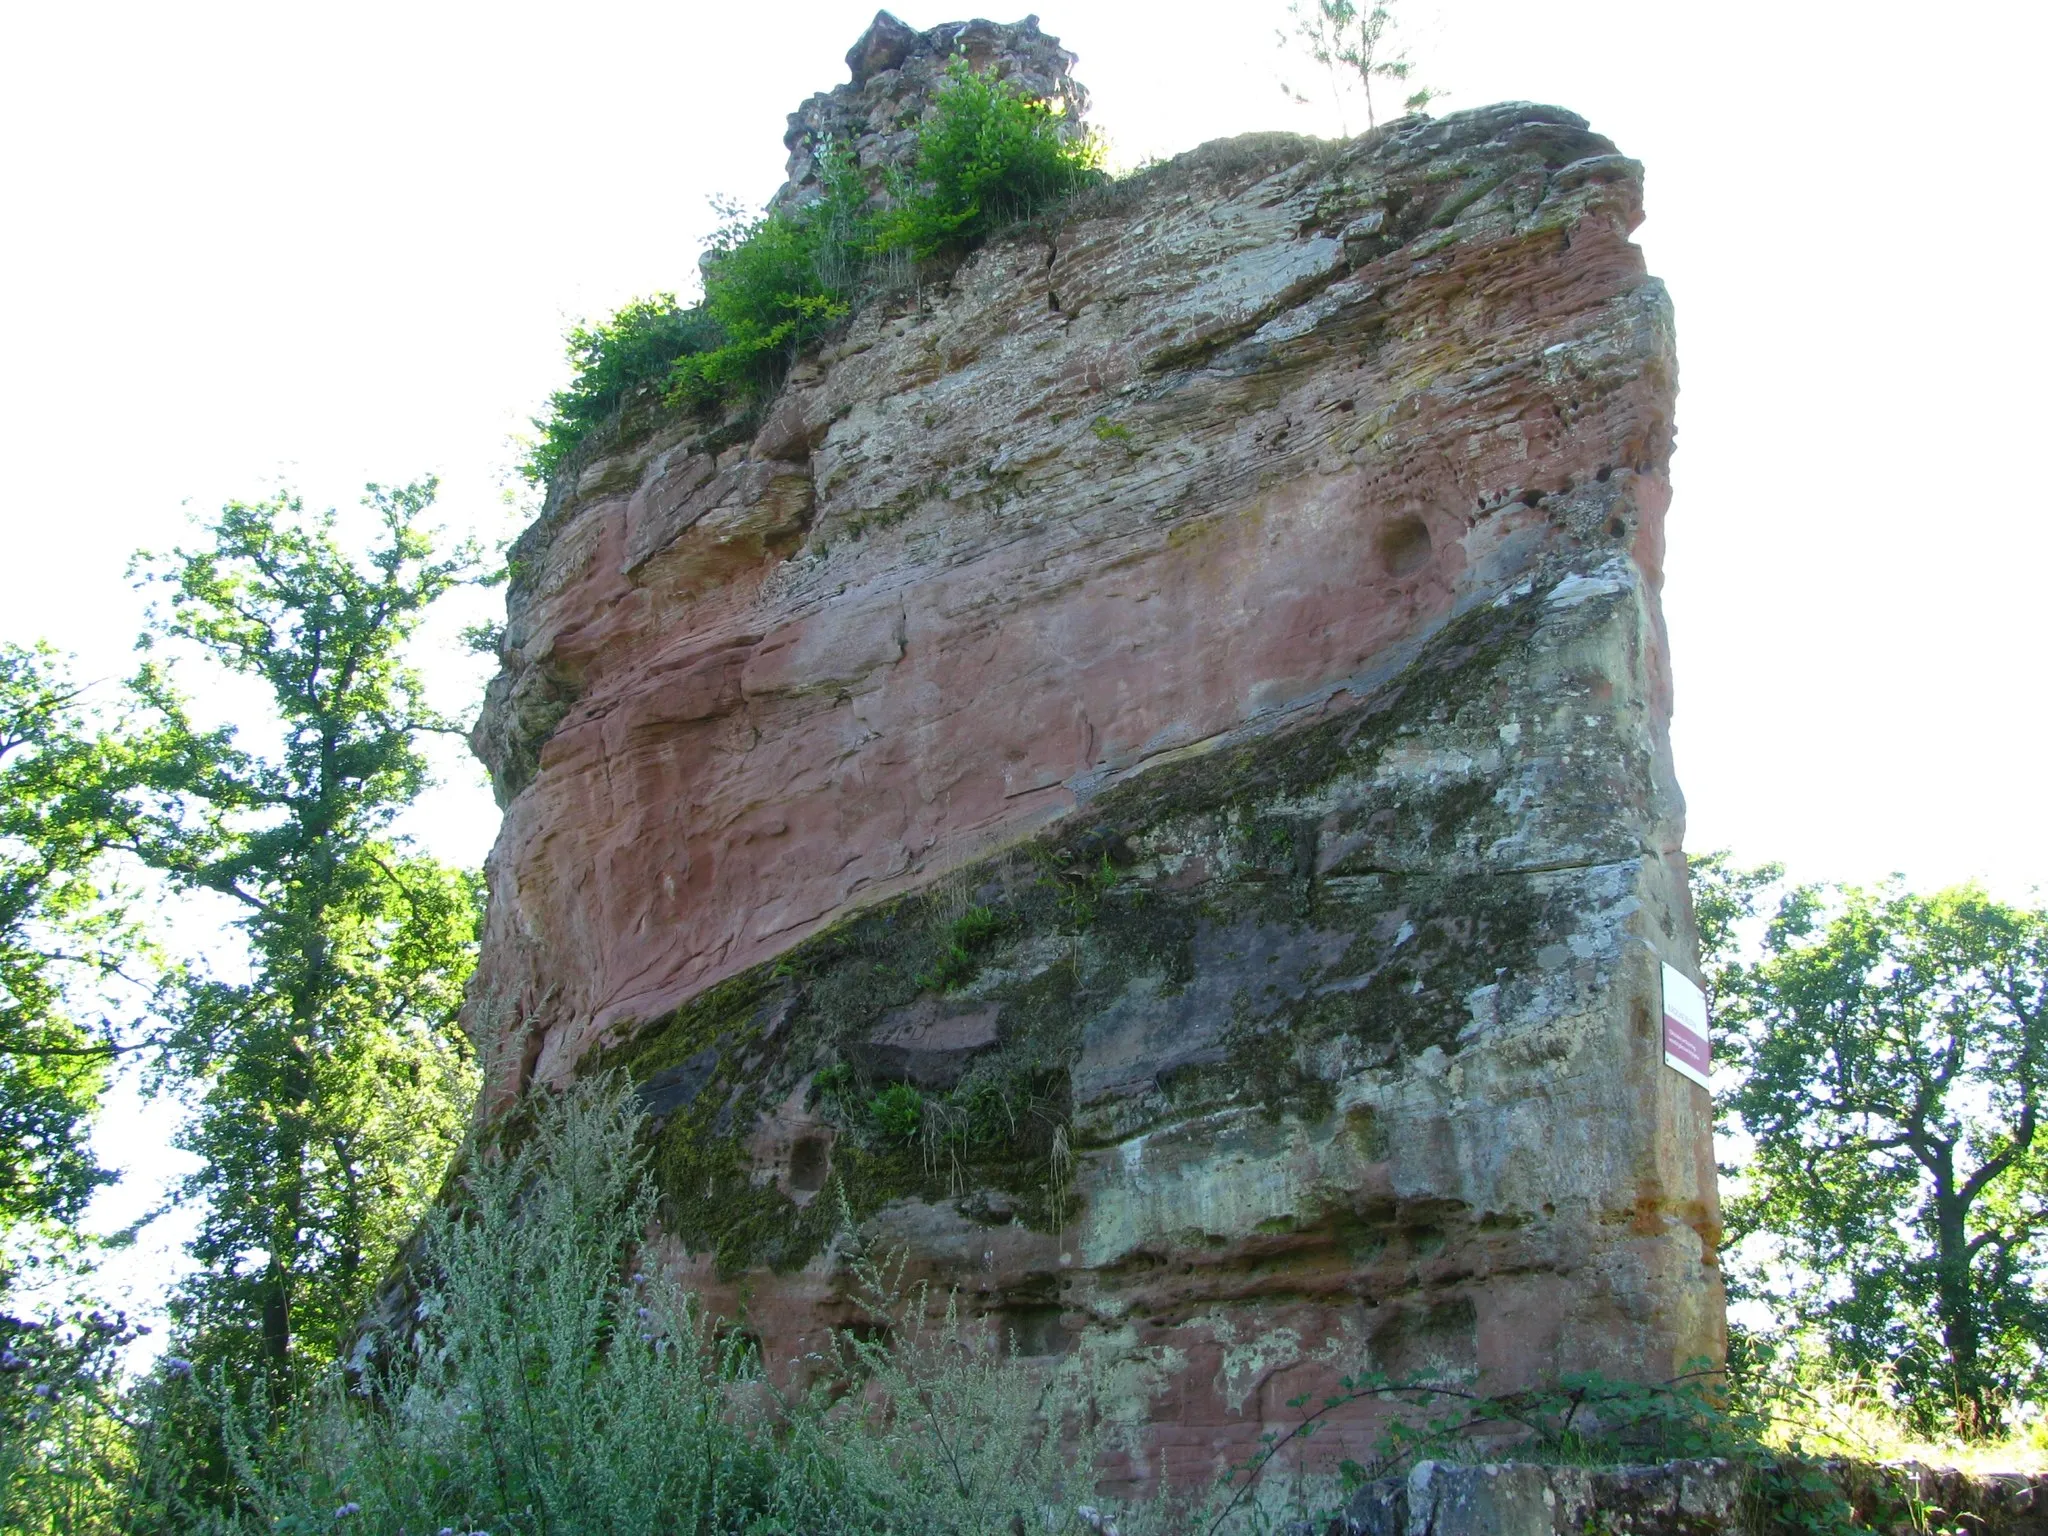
[877,58,1103,257]
[520,296,719,484]
[669,66,1101,398]
[665,143,872,408]
[525,67,1101,484]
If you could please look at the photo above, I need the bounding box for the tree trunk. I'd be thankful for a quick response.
[259,1171,303,1420]
[262,1053,313,1393]
[1931,1183,1992,1437]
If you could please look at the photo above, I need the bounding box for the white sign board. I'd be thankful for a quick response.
[1661,963,1710,1089]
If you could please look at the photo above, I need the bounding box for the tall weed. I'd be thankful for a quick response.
[0,1303,140,1534]
[38,1076,2048,1533]
[812,1248,1114,1534]
[148,1074,1143,1536]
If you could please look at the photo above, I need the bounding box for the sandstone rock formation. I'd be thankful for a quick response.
[469,11,1718,1490]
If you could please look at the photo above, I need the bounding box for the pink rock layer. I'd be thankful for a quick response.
[477,111,1674,1087]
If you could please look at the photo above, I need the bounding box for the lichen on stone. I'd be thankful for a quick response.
[588,565,1648,1278]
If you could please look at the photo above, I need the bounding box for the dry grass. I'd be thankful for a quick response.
[1737,1353,2048,1475]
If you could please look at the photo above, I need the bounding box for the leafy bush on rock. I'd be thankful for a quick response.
[521,61,1101,486]
[522,297,718,486]
[876,58,1102,258]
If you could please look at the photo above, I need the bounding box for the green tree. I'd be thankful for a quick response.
[130,481,483,1397]
[0,644,166,1258]
[1709,867,2048,1438]
[1279,0,1439,134]
[1688,849,1783,1012]
[0,645,203,1529]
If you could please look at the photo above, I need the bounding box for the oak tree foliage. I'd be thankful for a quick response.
[0,644,185,1254]
[1701,857,2048,1438]
[130,482,483,1397]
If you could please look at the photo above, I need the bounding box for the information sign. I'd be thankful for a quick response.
[1661,962,1710,1089]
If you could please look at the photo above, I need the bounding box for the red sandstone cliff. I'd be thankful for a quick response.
[467,13,1718,1490]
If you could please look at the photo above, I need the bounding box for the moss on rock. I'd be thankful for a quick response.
[586,573,1624,1276]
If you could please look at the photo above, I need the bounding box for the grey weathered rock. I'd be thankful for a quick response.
[1325,1459,2048,1536]
[469,650,579,806]
[847,997,1002,1088]
[1332,1460,1751,1536]
[773,10,1087,215]
[845,9,922,86]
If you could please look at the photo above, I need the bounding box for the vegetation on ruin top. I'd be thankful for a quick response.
[519,59,1103,488]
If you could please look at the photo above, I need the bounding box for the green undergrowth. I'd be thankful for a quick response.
[136,1078,1974,1536]
[522,59,1101,487]
[144,1077,1132,1536]
[587,582,1593,1278]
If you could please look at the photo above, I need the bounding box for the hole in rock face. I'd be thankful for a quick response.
[789,1136,830,1194]
[1376,514,1434,578]
[721,1327,765,1371]
[1001,1304,1072,1357]
[1369,1295,1477,1380]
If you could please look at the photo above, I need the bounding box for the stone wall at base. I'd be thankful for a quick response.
[1327,1459,2048,1536]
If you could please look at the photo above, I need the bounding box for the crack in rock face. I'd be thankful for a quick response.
[464,13,1720,1496]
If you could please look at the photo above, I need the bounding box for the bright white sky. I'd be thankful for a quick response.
[2,0,2042,1333]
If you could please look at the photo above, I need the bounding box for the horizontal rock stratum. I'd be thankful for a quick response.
[468,12,1720,1490]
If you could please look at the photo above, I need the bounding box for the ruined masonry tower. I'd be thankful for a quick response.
[467,10,1722,1487]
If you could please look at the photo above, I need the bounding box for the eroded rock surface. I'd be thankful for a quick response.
[469,17,1717,1490]
[774,10,1088,216]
